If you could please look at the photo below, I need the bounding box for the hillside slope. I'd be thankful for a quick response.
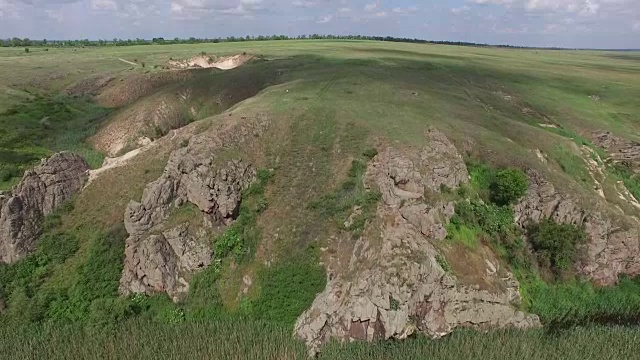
[1,41,640,357]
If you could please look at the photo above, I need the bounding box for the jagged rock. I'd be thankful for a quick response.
[119,224,211,301]
[119,117,268,299]
[591,131,640,172]
[400,202,454,240]
[296,130,538,355]
[0,152,89,263]
[514,170,640,286]
[365,127,468,207]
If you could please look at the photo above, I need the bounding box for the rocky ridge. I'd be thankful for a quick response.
[0,152,89,263]
[119,116,268,300]
[295,129,540,355]
[514,170,640,286]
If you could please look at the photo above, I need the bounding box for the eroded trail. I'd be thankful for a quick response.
[118,58,138,66]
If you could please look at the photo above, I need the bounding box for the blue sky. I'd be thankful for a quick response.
[0,0,638,48]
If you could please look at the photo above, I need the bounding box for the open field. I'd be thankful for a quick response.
[1,40,640,358]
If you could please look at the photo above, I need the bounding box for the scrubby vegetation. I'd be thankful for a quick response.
[450,161,640,327]
[490,168,529,206]
[310,154,382,238]
[0,204,127,325]
[0,95,109,189]
[527,219,587,278]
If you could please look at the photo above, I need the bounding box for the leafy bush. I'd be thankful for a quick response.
[490,168,529,206]
[527,219,587,277]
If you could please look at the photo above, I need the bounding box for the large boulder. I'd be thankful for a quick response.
[0,152,89,263]
[296,130,539,355]
[514,170,640,286]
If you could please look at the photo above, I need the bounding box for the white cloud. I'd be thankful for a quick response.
[170,0,264,18]
[392,6,417,15]
[316,14,332,23]
[292,0,313,7]
[471,0,602,15]
[451,5,470,15]
[91,0,117,10]
[364,2,377,12]
[45,8,62,21]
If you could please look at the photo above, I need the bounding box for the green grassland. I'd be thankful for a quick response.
[1,40,640,358]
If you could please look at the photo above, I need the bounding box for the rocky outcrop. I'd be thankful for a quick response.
[119,224,212,300]
[592,131,640,172]
[119,157,256,300]
[514,170,640,286]
[296,129,539,355]
[0,152,89,263]
[119,116,268,300]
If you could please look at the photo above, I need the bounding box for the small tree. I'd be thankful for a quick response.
[24,48,29,53]
[527,219,587,277]
[490,168,529,206]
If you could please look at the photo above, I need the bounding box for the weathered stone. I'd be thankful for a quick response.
[0,152,89,263]
[119,224,212,301]
[119,117,268,300]
[591,131,640,173]
[296,130,538,355]
[365,128,468,207]
[514,170,640,286]
[400,202,454,240]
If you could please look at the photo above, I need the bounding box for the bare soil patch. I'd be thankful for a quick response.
[169,54,253,70]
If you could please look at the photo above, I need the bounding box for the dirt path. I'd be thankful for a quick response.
[118,58,138,66]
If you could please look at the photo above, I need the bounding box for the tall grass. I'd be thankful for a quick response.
[1,321,639,360]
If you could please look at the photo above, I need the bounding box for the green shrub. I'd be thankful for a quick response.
[435,254,451,273]
[362,147,378,160]
[527,219,587,277]
[490,168,529,206]
[250,254,325,325]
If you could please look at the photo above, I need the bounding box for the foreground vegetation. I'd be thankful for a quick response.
[1,321,638,360]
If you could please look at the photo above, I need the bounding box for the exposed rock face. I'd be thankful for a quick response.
[119,158,256,300]
[119,116,268,300]
[119,224,212,299]
[296,129,539,355]
[0,152,89,263]
[591,131,640,172]
[514,170,640,286]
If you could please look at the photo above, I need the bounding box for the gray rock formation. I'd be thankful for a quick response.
[296,129,539,355]
[0,152,89,263]
[119,116,268,300]
[591,131,640,172]
[119,158,256,300]
[119,224,212,300]
[514,170,640,286]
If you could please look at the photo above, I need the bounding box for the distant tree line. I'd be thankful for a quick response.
[1,35,566,50]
